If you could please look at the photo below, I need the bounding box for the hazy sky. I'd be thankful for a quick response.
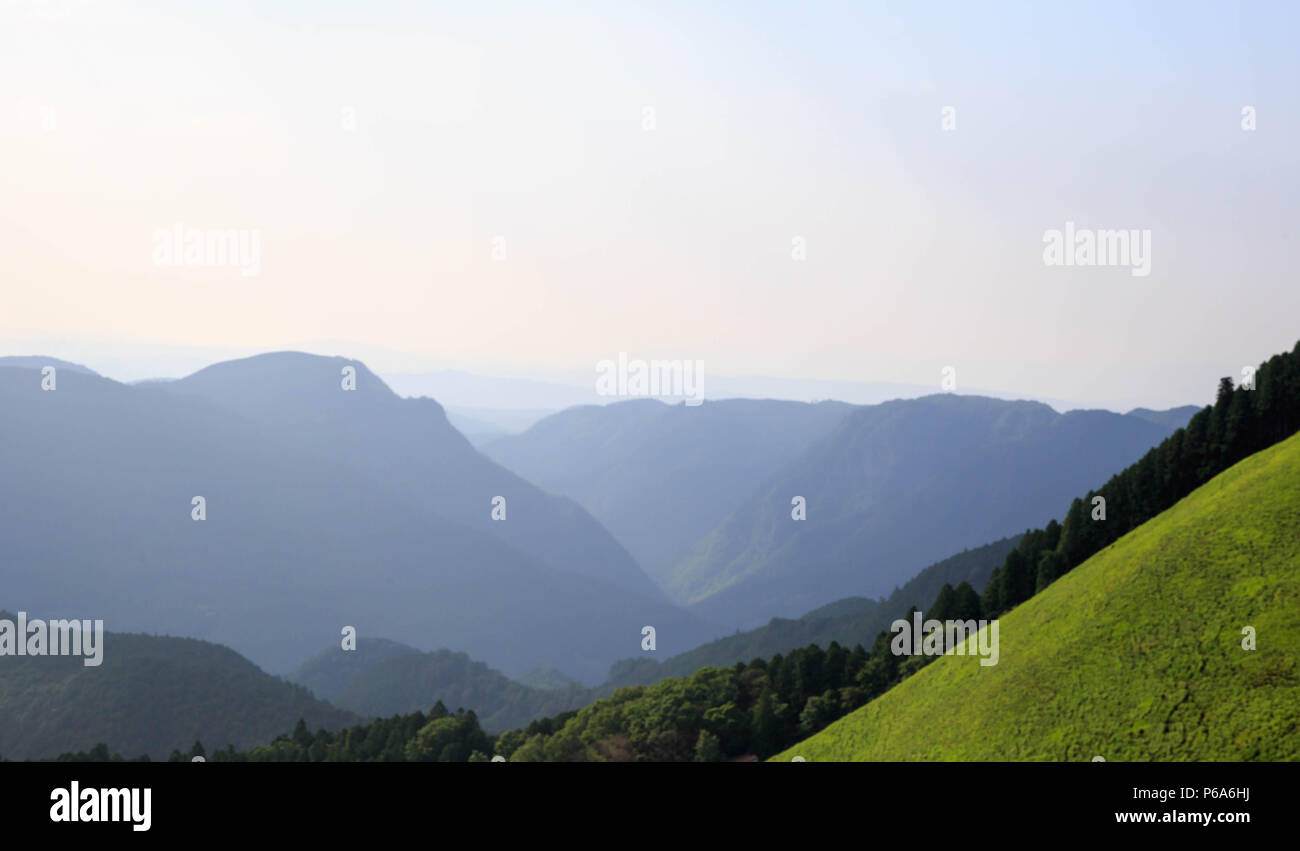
[2,0,1297,410]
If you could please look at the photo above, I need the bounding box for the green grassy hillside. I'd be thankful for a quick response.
[775,431,1300,761]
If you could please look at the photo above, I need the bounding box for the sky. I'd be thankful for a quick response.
[2,0,1297,411]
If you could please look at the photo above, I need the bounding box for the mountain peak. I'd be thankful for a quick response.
[168,351,412,420]
[180,351,394,394]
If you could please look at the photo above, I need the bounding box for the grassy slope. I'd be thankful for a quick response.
[775,431,1300,761]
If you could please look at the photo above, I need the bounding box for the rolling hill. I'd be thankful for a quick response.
[286,638,421,701]
[288,640,601,731]
[327,649,597,732]
[515,665,583,691]
[774,429,1300,761]
[0,620,358,760]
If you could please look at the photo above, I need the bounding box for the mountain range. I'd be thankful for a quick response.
[0,351,1199,692]
[0,356,710,682]
[485,393,1193,627]
[484,398,854,587]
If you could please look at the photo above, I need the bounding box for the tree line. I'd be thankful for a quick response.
[985,342,1300,617]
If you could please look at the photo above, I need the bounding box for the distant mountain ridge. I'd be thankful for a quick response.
[0,357,712,682]
[0,356,99,376]
[484,398,855,589]
[167,352,661,600]
[1125,405,1203,429]
[484,393,1192,624]
[676,395,1184,627]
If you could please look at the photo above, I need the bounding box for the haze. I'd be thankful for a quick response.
[3,0,1297,410]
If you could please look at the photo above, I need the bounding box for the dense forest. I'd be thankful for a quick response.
[28,341,1300,763]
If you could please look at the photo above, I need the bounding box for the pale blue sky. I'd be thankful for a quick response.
[2,0,1297,409]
